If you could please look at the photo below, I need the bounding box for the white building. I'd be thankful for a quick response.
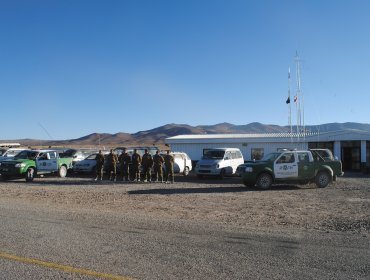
[165,129,370,173]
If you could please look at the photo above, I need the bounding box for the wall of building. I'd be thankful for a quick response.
[169,142,307,161]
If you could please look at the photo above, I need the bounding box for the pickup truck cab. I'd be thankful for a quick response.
[237,149,343,189]
[0,149,73,182]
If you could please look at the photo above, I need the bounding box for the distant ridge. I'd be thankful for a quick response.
[4,122,370,147]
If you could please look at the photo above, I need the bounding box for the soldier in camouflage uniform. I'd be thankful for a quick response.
[141,149,154,182]
[94,150,105,181]
[164,150,175,183]
[106,149,119,181]
[118,148,131,181]
[153,150,164,183]
[131,149,142,182]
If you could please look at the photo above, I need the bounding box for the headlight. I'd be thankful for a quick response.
[15,163,26,168]
[245,167,253,172]
[212,163,219,168]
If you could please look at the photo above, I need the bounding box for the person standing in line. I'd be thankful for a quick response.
[141,149,154,182]
[106,149,118,181]
[164,150,175,183]
[118,148,131,181]
[94,150,105,181]
[153,150,164,183]
[131,148,142,182]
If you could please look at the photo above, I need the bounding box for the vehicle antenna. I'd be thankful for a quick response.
[38,122,53,140]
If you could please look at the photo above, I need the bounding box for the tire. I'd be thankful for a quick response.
[59,166,67,178]
[256,173,272,190]
[219,169,226,179]
[25,168,35,182]
[315,171,331,188]
[183,166,190,176]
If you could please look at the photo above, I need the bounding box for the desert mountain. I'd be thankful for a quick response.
[5,122,370,147]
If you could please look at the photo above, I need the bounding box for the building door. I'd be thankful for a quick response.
[342,147,352,171]
[342,146,361,171]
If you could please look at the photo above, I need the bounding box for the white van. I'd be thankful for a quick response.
[195,148,244,179]
[162,152,193,176]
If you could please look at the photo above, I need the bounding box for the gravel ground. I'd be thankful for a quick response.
[0,174,369,235]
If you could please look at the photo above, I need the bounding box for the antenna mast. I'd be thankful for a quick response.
[295,52,304,140]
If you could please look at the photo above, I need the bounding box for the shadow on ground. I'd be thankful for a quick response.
[128,184,307,195]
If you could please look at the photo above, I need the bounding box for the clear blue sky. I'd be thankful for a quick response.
[1,0,369,140]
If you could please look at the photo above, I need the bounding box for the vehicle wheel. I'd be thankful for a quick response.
[256,173,272,190]
[59,166,67,178]
[25,168,35,182]
[183,167,190,176]
[315,171,331,188]
[219,169,226,179]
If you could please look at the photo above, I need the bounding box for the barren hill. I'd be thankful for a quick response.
[4,122,370,148]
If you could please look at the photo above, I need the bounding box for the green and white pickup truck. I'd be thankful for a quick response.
[237,149,344,189]
[0,149,73,182]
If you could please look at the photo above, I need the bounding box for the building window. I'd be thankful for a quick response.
[251,148,264,160]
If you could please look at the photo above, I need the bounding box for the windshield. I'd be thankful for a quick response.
[203,150,225,160]
[261,153,281,162]
[14,150,39,160]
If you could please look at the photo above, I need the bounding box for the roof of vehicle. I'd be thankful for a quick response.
[205,148,241,151]
[171,151,189,154]
[0,143,21,147]
[15,149,64,155]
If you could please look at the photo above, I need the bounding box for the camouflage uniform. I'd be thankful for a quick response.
[131,150,142,182]
[164,151,175,183]
[118,150,131,181]
[106,150,118,181]
[95,151,105,181]
[153,151,164,182]
[141,150,154,182]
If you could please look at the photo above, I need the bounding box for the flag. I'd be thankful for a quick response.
[286,97,290,104]
[294,95,298,103]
